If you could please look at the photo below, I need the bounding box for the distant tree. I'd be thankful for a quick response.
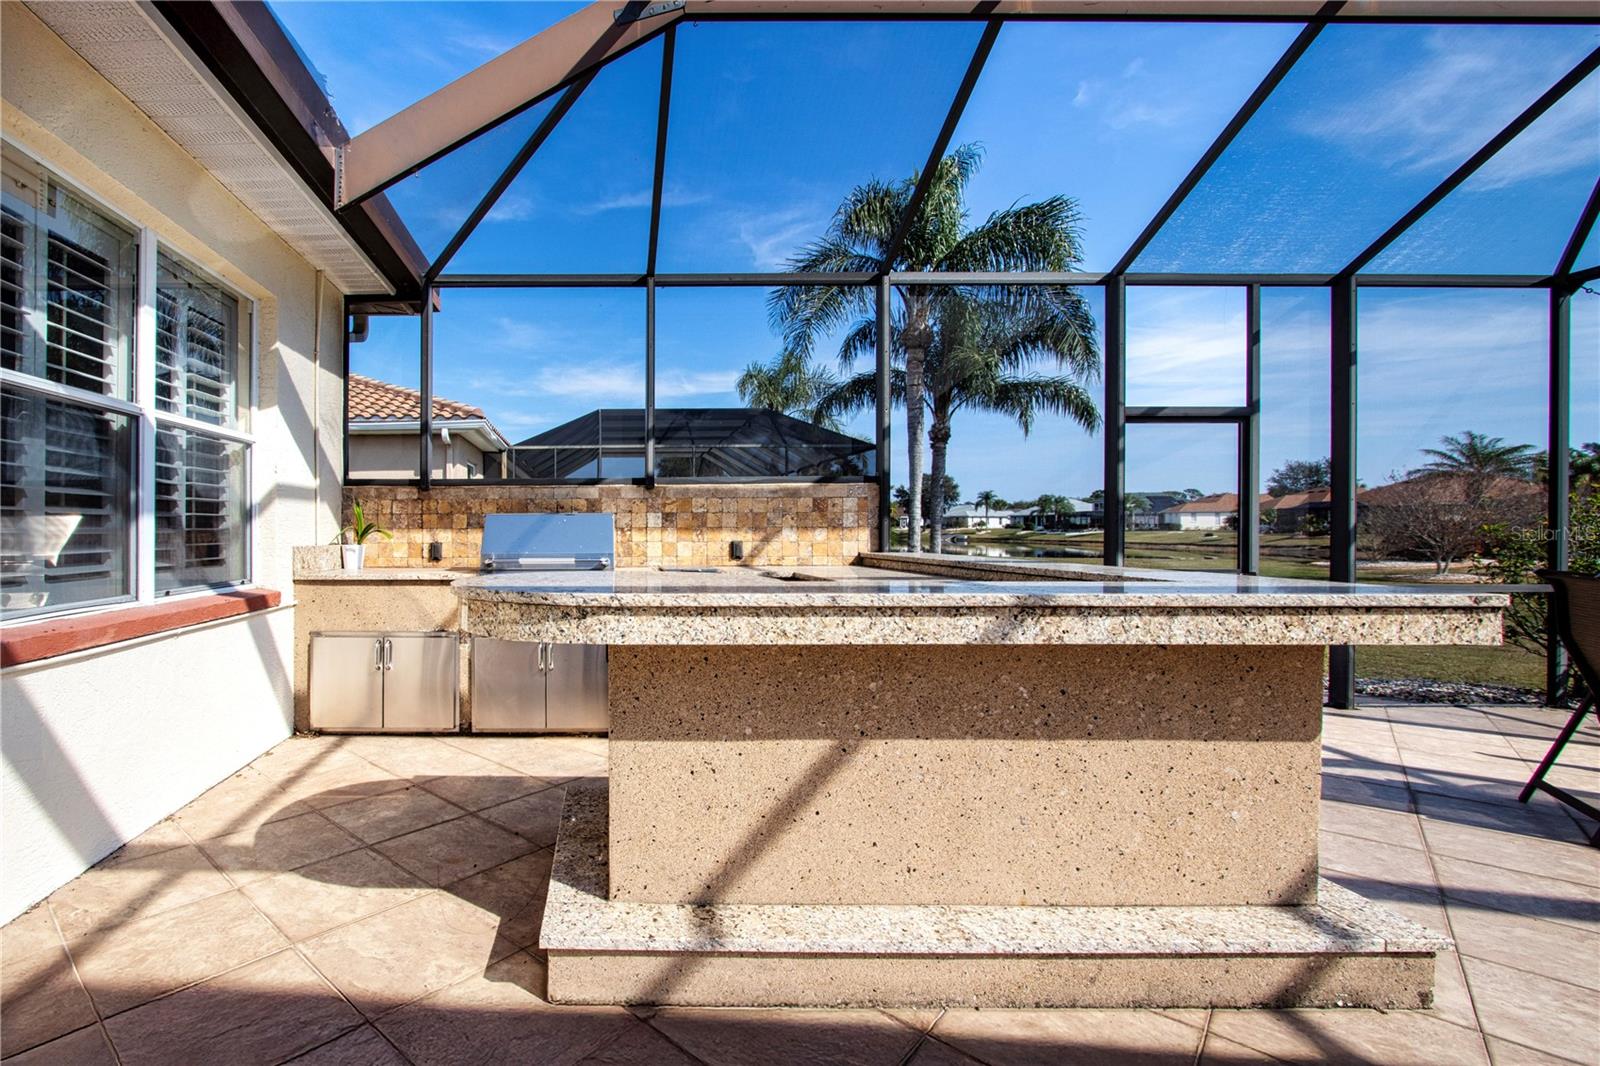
[1532,442,1600,493]
[974,490,1001,524]
[1267,457,1332,496]
[1477,491,1600,700]
[1124,493,1151,515]
[1087,489,1105,508]
[737,348,841,429]
[1411,431,1536,482]
[1181,488,1204,501]
[894,477,960,529]
[1361,473,1540,575]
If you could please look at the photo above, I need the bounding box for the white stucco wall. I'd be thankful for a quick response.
[1,6,353,921]
[1,610,294,921]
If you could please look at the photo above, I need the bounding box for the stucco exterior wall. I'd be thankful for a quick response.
[348,432,492,481]
[0,6,347,920]
[343,483,879,569]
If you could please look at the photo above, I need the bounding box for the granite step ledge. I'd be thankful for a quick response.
[541,783,1448,1010]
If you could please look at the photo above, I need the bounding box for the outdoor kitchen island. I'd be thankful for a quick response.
[453,556,1505,1010]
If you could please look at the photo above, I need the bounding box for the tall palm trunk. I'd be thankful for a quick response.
[928,407,952,553]
[903,296,932,553]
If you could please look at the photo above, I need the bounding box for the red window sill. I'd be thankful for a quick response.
[1,588,282,667]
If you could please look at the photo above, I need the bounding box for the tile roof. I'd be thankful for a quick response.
[1160,492,1276,514]
[347,374,485,422]
[1270,488,1333,510]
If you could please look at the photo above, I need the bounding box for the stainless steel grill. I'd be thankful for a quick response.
[473,512,613,733]
[479,512,614,572]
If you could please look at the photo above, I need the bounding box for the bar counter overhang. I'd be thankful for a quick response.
[453,555,1504,1009]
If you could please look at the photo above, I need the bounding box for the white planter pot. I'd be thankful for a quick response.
[341,544,366,571]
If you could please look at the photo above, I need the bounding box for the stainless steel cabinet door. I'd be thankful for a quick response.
[471,638,546,731]
[544,644,608,732]
[310,635,384,731]
[382,634,458,731]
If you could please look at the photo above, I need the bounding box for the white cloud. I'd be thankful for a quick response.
[734,207,827,270]
[656,369,741,399]
[572,186,711,216]
[485,194,537,223]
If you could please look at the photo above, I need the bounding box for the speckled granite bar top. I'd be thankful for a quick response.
[452,563,1507,610]
[541,783,1448,958]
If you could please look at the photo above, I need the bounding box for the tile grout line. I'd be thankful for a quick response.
[39,902,124,1066]
[1385,705,1494,1064]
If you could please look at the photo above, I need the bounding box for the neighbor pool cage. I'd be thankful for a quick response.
[330,1,1600,707]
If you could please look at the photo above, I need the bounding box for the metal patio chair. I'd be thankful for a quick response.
[1519,571,1600,845]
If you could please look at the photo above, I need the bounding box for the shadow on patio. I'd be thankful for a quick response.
[2,704,1596,1065]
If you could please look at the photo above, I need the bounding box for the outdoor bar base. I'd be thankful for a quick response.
[459,560,1501,1008]
[542,784,1447,1009]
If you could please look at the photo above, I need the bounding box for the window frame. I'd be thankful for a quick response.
[0,140,258,622]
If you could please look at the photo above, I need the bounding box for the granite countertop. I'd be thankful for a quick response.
[294,567,474,583]
[451,556,1505,646]
[452,562,1508,609]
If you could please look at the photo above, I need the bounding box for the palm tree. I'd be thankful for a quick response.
[1411,431,1537,481]
[769,143,1094,548]
[1532,442,1600,492]
[814,294,1099,551]
[736,348,841,430]
[975,489,1000,526]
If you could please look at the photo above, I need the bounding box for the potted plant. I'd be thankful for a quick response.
[341,499,391,571]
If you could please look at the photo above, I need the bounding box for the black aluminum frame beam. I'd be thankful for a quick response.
[1548,287,1571,704]
[1340,47,1600,279]
[1242,284,1262,575]
[429,270,1554,289]
[1102,276,1125,566]
[424,75,595,282]
[1125,406,1252,423]
[876,275,893,551]
[419,285,435,489]
[646,26,677,276]
[1556,176,1600,279]
[876,13,1002,273]
[1109,4,1341,277]
[1328,277,1358,708]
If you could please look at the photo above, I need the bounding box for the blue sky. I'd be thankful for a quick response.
[269,4,1599,499]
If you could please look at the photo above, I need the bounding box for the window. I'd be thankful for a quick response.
[0,146,253,619]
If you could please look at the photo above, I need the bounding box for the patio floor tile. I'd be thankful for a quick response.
[1,904,59,960]
[1460,956,1600,1065]
[48,843,234,940]
[297,890,509,1017]
[0,1023,117,1066]
[1204,1008,1490,1065]
[321,786,466,845]
[1483,1035,1592,1066]
[1317,829,1437,885]
[101,949,363,1066]
[289,1024,411,1065]
[1429,855,1600,932]
[193,809,362,887]
[650,1006,925,1066]
[239,847,430,943]
[170,766,295,840]
[269,761,411,812]
[5,708,1594,1064]
[67,889,287,1018]
[477,784,568,846]
[931,1007,1208,1065]
[416,771,551,811]
[574,1020,702,1064]
[375,950,637,1066]
[905,1039,986,1065]
[375,813,536,887]
[0,941,98,1057]
[446,848,554,948]
[1319,796,1427,849]
[1446,900,1600,991]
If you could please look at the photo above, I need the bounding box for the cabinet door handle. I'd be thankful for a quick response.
[537,642,546,672]
[384,638,394,671]
[545,644,554,673]
[374,638,384,671]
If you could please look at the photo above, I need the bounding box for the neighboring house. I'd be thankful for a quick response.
[1,2,423,920]
[1159,493,1276,530]
[347,374,508,480]
[1268,487,1333,532]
